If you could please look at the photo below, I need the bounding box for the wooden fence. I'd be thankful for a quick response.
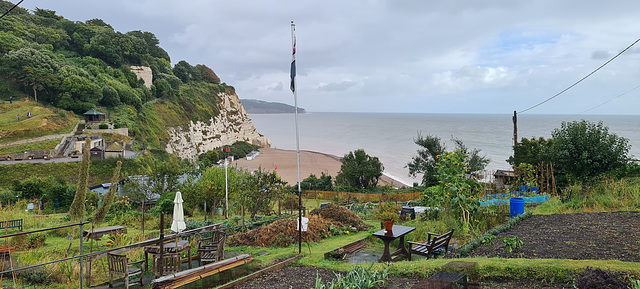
[303,190,422,203]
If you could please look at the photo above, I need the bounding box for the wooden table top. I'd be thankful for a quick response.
[372,225,415,241]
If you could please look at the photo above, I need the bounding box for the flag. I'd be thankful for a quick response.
[290,37,296,93]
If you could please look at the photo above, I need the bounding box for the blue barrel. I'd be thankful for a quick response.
[510,197,525,218]
[531,186,539,194]
[320,202,330,208]
[519,185,528,193]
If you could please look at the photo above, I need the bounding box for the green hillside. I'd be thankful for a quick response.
[0,1,228,150]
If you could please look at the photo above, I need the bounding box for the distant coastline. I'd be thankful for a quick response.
[241,99,306,114]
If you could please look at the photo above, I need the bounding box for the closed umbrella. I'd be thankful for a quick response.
[171,191,187,250]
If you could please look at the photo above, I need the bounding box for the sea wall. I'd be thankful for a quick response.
[164,91,271,161]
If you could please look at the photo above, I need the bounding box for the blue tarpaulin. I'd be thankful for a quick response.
[480,195,549,207]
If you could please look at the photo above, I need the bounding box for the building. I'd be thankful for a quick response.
[83,109,106,123]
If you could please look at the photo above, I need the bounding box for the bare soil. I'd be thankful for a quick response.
[229,212,639,289]
[466,211,640,261]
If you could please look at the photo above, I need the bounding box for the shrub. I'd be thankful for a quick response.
[551,120,631,181]
[98,123,109,129]
[17,266,51,285]
[313,263,388,289]
[0,190,18,205]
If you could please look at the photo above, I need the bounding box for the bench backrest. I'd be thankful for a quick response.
[428,230,454,250]
[0,219,22,231]
[107,253,128,275]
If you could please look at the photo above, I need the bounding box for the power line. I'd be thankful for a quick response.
[0,0,24,20]
[518,37,640,114]
[562,83,640,120]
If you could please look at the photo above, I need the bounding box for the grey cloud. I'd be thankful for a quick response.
[591,50,611,59]
[316,80,358,92]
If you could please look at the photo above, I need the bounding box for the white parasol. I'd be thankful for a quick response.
[171,191,186,234]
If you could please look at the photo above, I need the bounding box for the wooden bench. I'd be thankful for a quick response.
[0,219,23,231]
[408,229,454,260]
[83,226,127,240]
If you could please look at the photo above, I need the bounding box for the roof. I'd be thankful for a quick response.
[494,170,516,177]
[83,108,105,116]
[105,142,124,151]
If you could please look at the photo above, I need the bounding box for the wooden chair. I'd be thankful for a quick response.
[107,253,144,289]
[197,230,226,266]
[153,253,181,277]
[408,229,454,260]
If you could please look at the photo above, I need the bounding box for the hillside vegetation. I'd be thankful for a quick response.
[0,1,230,150]
[0,99,76,142]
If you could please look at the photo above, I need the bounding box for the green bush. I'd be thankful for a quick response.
[98,123,109,129]
[313,263,388,289]
[551,120,631,182]
[18,266,51,285]
[0,190,18,205]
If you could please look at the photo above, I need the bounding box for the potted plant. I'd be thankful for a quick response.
[376,202,400,231]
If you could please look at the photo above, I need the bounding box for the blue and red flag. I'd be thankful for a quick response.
[290,37,296,93]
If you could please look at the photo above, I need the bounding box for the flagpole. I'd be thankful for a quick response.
[291,20,302,255]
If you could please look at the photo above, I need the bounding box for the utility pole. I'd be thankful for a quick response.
[512,110,518,147]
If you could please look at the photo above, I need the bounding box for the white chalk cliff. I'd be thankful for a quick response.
[164,91,271,161]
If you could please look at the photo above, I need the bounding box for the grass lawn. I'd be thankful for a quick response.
[0,100,77,143]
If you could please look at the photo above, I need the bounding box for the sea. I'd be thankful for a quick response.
[248,112,640,186]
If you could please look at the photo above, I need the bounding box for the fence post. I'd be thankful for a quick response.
[80,220,84,289]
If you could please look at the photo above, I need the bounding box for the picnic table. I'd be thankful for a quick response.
[83,226,127,240]
[372,225,415,262]
[144,240,192,277]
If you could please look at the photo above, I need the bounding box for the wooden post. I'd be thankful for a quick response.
[513,110,518,147]
[159,213,164,277]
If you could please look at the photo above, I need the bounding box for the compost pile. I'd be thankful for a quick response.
[228,204,371,248]
[309,203,372,231]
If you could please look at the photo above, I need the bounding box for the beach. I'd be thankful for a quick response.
[234,148,404,188]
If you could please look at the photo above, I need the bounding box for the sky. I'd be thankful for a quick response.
[19,0,640,115]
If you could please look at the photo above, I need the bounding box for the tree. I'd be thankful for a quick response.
[197,150,221,168]
[406,134,446,187]
[507,137,553,167]
[407,134,489,187]
[335,149,383,190]
[196,64,220,84]
[1,48,60,103]
[100,85,120,106]
[302,172,333,191]
[173,60,197,83]
[189,166,242,218]
[551,120,630,180]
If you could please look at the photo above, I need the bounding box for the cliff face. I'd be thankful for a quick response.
[164,91,271,161]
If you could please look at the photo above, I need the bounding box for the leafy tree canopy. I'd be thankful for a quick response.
[551,120,630,180]
[407,133,489,187]
[335,149,383,190]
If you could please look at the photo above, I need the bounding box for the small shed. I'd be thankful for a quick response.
[494,169,516,189]
[90,146,104,160]
[105,142,125,158]
[83,109,105,122]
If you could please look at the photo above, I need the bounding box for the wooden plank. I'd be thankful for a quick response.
[151,254,254,289]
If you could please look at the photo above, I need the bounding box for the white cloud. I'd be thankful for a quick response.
[432,66,516,94]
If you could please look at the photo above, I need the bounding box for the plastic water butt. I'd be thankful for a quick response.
[510,197,525,218]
